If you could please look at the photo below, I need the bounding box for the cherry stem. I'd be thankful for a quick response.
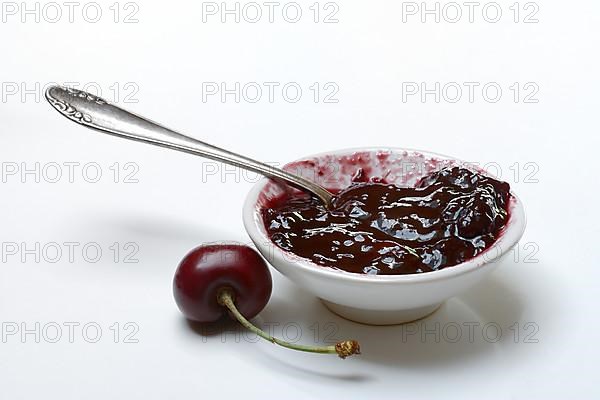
[217,288,360,359]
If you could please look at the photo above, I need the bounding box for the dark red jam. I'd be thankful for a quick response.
[262,167,511,275]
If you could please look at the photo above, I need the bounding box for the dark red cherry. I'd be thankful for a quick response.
[173,243,360,358]
[173,244,272,323]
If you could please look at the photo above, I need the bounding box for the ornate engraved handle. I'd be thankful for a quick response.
[44,86,334,206]
[45,86,106,124]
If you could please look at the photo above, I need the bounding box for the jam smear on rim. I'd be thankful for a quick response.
[262,167,512,275]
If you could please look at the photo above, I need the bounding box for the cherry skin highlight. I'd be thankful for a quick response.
[173,244,272,323]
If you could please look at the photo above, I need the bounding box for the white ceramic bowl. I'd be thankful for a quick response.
[243,148,526,325]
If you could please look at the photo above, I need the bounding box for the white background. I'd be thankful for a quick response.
[1,0,598,398]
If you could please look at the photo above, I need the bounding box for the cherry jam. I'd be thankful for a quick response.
[262,167,511,275]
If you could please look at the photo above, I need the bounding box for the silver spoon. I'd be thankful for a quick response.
[44,86,334,207]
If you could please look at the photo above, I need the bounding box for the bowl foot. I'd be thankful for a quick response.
[321,300,442,325]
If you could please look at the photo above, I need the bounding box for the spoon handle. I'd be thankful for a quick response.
[44,86,333,206]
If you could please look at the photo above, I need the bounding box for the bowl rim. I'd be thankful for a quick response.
[242,146,527,284]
